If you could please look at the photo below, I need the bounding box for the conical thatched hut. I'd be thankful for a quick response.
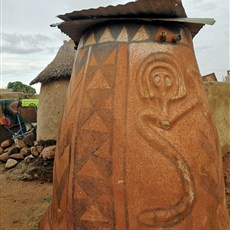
[30,40,76,141]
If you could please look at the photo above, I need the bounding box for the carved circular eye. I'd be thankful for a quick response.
[154,75,161,85]
[165,76,172,87]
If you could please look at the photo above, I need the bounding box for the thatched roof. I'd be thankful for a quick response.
[30,40,75,85]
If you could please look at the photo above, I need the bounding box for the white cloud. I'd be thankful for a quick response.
[183,0,229,79]
[1,0,229,86]
[2,32,60,54]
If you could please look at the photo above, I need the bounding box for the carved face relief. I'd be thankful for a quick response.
[136,52,187,121]
[150,67,175,98]
[137,52,186,103]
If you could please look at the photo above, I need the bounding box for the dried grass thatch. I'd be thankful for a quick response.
[30,40,75,85]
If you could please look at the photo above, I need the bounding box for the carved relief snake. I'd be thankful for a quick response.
[135,53,196,227]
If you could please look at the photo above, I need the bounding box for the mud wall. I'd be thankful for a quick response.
[204,82,230,156]
[0,92,26,99]
[37,79,69,141]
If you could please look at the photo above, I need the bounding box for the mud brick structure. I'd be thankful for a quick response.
[40,1,230,229]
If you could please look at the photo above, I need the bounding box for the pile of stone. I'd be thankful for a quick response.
[0,133,56,181]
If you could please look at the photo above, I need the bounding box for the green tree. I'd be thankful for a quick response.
[7,81,36,95]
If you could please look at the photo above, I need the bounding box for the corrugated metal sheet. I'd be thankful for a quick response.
[55,0,215,43]
[58,0,187,21]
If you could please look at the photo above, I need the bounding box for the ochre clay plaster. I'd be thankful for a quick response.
[40,22,230,230]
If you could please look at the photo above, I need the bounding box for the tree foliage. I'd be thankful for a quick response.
[7,81,36,95]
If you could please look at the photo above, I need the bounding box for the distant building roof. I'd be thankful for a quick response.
[225,70,230,83]
[202,73,217,82]
[54,0,215,43]
[30,40,76,85]
[226,70,230,77]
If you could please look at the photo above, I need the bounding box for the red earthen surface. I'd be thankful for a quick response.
[40,22,230,229]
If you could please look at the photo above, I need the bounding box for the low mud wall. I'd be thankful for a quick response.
[0,92,26,99]
[204,82,230,156]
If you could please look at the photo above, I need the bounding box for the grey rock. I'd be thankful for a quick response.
[5,159,18,169]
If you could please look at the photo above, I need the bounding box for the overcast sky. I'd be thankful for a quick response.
[0,0,229,93]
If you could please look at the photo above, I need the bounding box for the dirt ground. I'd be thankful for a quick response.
[0,153,230,230]
[0,171,52,230]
